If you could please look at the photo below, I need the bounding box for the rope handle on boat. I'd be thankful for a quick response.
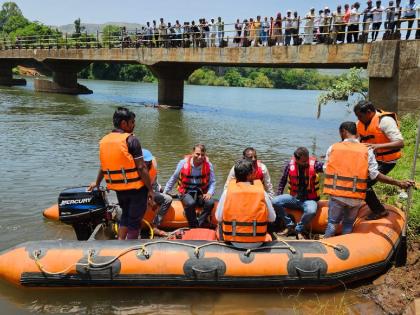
[33,238,337,273]
[32,249,90,275]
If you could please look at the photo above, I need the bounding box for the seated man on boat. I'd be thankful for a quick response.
[216,159,276,248]
[224,147,275,198]
[163,144,216,228]
[272,147,324,239]
[354,101,404,220]
[323,121,414,238]
[142,149,172,237]
[88,107,154,240]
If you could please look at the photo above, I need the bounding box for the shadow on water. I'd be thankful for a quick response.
[0,85,91,116]
[0,281,383,315]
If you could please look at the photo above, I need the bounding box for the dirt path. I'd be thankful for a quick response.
[358,241,420,315]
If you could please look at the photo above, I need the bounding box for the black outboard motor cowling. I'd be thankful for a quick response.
[58,187,108,240]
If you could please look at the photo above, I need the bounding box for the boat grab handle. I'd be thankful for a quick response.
[192,266,218,274]
[295,266,321,279]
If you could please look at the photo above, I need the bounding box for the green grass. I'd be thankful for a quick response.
[375,115,420,240]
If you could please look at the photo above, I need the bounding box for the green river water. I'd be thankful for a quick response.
[0,78,384,314]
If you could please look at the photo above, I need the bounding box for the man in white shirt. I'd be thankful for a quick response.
[304,8,316,44]
[371,0,385,40]
[348,2,361,43]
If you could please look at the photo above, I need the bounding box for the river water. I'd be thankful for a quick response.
[0,78,383,314]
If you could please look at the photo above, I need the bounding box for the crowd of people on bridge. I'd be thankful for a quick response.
[89,103,414,244]
[122,0,419,48]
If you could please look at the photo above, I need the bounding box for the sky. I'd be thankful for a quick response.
[10,0,358,27]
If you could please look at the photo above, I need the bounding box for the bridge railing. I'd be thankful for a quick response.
[0,15,418,50]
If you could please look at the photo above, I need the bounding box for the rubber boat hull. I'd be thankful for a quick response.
[43,200,331,233]
[1,205,405,289]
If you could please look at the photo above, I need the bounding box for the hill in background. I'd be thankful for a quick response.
[55,22,145,34]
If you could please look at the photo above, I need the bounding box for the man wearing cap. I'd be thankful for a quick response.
[142,149,173,237]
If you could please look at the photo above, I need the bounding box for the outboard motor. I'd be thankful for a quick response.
[58,187,108,240]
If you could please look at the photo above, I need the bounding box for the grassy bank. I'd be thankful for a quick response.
[375,115,420,240]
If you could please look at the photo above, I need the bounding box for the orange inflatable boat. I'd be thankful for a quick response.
[42,186,330,235]
[0,203,405,289]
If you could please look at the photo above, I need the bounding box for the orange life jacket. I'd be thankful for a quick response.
[323,141,369,199]
[99,132,144,191]
[222,180,268,243]
[357,110,401,162]
[177,155,211,194]
[288,156,320,200]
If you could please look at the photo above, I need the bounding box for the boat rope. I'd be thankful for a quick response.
[33,238,334,273]
[33,240,296,275]
[32,250,90,275]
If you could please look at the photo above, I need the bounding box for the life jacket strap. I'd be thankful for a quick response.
[324,184,366,193]
[325,174,368,183]
[375,148,401,157]
[102,167,137,175]
[105,177,141,184]
[223,221,268,226]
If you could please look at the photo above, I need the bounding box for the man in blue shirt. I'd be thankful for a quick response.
[164,144,216,228]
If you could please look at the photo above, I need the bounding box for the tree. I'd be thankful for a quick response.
[101,25,121,47]
[0,2,23,29]
[317,67,368,118]
[2,13,28,33]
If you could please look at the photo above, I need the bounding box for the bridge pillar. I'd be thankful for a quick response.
[368,40,420,114]
[0,61,26,86]
[149,64,198,108]
[35,61,92,94]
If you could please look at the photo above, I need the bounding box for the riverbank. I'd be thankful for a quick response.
[358,114,420,315]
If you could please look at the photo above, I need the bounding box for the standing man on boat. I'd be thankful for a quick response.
[272,147,323,239]
[354,101,404,220]
[216,159,276,247]
[163,144,216,228]
[323,121,414,238]
[224,147,274,198]
[88,107,154,240]
[142,149,172,237]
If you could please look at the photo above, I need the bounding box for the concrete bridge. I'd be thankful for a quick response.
[0,40,419,113]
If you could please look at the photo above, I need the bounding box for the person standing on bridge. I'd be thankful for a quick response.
[403,0,417,39]
[371,1,384,41]
[303,8,316,44]
[216,17,225,47]
[163,144,216,228]
[88,107,154,240]
[354,101,404,220]
[361,0,374,42]
[347,2,361,42]
[284,10,293,46]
